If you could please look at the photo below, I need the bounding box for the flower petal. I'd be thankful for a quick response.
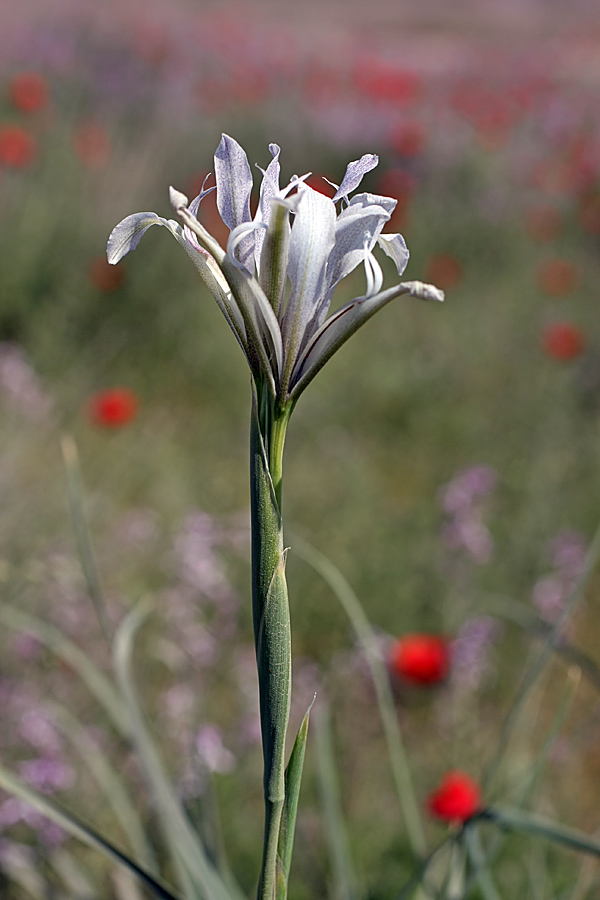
[331,154,379,203]
[289,280,444,401]
[214,134,254,270]
[377,233,410,277]
[254,143,281,272]
[106,212,168,264]
[281,184,336,392]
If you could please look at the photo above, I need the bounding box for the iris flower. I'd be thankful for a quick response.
[107,134,443,407]
[107,135,443,900]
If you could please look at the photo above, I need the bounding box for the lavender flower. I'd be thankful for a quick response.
[532,530,587,623]
[450,616,503,692]
[439,465,497,564]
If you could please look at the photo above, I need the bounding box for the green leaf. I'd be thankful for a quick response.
[484,806,600,859]
[113,601,241,900]
[0,764,181,900]
[278,697,314,880]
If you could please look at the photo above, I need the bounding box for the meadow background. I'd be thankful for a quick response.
[1,0,600,897]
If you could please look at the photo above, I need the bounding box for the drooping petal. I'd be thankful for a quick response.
[377,233,410,277]
[280,184,336,392]
[214,134,254,270]
[107,212,169,264]
[331,154,379,203]
[322,201,392,294]
[289,280,444,401]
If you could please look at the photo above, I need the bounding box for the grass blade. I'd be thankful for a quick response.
[483,518,600,793]
[61,434,111,642]
[463,826,503,900]
[0,602,130,739]
[314,702,358,900]
[292,535,426,859]
[482,806,600,860]
[0,763,182,900]
[113,601,240,900]
[52,702,157,870]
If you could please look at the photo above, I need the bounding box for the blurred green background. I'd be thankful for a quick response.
[1,1,600,896]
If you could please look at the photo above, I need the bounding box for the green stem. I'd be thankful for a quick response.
[250,386,293,900]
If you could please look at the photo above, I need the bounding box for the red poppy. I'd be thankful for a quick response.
[73,122,111,169]
[524,205,562,242]
[542,323,586,361]
[0,125,36,167]
[353,60,420,106]
[389,120,427,157]
[389,634,449,685]
[88,389,138,428]
[424,253,463,292]
[8,72,49,113]
[537,259,579,296]
[427,770,482,823]
[88,257,126,292]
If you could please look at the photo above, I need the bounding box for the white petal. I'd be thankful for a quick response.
[332,154,379,203]
[377,233,410,277]
[106,212,168,264]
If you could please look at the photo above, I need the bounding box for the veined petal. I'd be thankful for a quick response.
[281,184,336,392]
[107,212,168,264]
[254,144,281,272]
[377,233,410,277]
[214,134,254,270]
[259,197,291,317]
[289,280,444,401]
[331,154,379,203]
[323,202,392,294]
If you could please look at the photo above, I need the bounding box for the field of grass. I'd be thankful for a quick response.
[1,3,600,898]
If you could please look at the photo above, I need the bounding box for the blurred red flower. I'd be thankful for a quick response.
[8,72,49,113]
[578,192,600,235]
[88,257,126,292]
[73,122,111,169]
[389,120,427,157]
[542,323,586,361]
[353,60,420,106]
[88,389,138,428]
[389,633,449,685]
[524,205,562,242]
[0,125,36,167]
[537,259,579,296]
[427,770,482,823]
[424,253,463,292]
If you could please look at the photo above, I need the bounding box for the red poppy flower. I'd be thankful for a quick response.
[73,122,111,169]
[427,770,482,823]
[88,389,138,428]
[537,259,579,296]
[389,633,449,685]
[389,120,427,157]
[88,257,126,292]
[542,323,586,361]
[524,205,562,242]
[423,253,463,292]
[0,125,36,167]
[8,72,49,113]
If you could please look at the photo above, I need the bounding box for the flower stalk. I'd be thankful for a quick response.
[250,387,292,900]
[107,133,444,900]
